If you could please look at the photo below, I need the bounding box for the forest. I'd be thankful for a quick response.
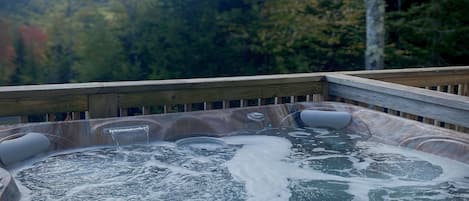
[0,0,468,86]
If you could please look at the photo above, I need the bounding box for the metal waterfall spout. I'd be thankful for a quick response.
[104,125,150,146]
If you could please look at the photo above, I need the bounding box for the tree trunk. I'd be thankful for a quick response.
[365,0,385,70]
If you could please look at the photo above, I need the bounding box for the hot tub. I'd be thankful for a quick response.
[1,102,468,201]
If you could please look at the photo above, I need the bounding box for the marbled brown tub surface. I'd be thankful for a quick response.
[0,102,468,201]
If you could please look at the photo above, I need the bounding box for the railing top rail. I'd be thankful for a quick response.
[327,73,469,111]
[327,73,469,128]
[0,66,466,100]
[344,66,469,76]
[1,66,468,98]
[0,72,327,99]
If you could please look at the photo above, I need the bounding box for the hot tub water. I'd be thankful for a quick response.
[13,128,469,201]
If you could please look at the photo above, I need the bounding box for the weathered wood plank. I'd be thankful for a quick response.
[0,73,326,99]
[0,66,467,119]
[347,66,469,87]
[88,94,118,118]
[327,74,469,109]
[0,95,87,116]
[0,66,466,100]
[118,82,323,108]
[327,74,469,127]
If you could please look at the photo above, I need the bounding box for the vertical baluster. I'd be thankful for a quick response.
[47,113,56,122]
[306,95,311,102]
[274,97,278,104]
[21,115,28,123]
[257,98,262,106]
[184,104,192,112]
[423,117,433,125]
[222,100,229,109]
[455,84,463,128]
[444,123,453,129]
[142,106,150,115]
[464,84,469,96]
[313,94,321,102]
[204,102,213,110]
[433,86,443,126]
[408,114,418,121]
[72,112,81,120]
[290,96,295,103]
[447,85,454,94]
[458,84,463,95]
[119,108,128,117]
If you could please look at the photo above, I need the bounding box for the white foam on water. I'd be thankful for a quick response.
[287,131,311,138]
[13,134,469,201]
[344,141,469,201]
[223,136,469,201]
[223,135,351,201]
[64,181,127,197]
[306,127,330,135]
[347,134,363,139]
[311,147,341,153]
[360,141,469,183]
[223,135,294,201]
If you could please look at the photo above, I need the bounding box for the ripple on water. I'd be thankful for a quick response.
[13,128,469,201]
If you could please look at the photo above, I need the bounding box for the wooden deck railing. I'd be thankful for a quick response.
[0,66,468,132]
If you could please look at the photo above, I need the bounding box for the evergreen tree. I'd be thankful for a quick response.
[386,0,469,68]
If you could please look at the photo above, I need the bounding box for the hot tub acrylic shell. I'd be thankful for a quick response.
[0,102,468,201]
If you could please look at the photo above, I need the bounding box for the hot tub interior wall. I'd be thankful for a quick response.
[1,102,469,201]
[0,102,467,163]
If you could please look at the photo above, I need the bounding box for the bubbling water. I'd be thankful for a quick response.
[13,128,469,201]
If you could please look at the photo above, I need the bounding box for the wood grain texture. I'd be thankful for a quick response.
[327,74,469,127]
[88,94,118,118]
[0,73,326,99]
[119,82,323,108]
[0,66,467,119]
[346,66,469,87]
[0,95,87,116]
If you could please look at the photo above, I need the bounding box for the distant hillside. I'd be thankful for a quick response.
[0,0,468,86]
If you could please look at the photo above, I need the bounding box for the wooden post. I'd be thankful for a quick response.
[88,94,119,119]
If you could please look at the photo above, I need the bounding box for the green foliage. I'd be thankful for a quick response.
[72,8,135,82]
[385,0,469,68]
[255,0,365,72]
[0,0,467,86]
